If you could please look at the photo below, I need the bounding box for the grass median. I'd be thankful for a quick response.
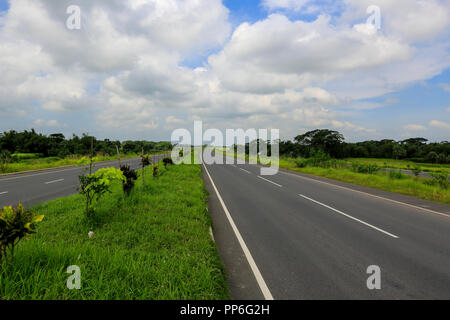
[0,161,229,300]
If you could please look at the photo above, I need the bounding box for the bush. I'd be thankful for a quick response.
[0,203,44,267]
[429,172,449,189]
[141,155,152,167]
[351,163,380,174]
[120,165,138,195]
[163,157,174,169]
[78,167,125,218]
[295,159,307,168]
[389,170,404,180]
[153,164,159,178]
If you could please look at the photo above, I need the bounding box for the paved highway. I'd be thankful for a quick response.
[204,157,450,299]
[0,154,169,208]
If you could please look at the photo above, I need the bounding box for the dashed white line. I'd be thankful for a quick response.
[258,176,282,188]
[299,194,399,239]
[0,191,8,195]
[45,179,65,185]
[239,168,251,174]
[203,163,274,300]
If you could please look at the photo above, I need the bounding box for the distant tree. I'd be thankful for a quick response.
[294,129,344,157]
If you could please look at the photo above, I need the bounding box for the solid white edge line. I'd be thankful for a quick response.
[45,179,65,185]
[0,191,8,195]
[280,170,449,218]
[203,163,274,300]
[299,194,399,239]
[258,176,282,188]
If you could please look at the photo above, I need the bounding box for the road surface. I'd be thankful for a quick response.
[204,157,450,299]
[0,154,169,208]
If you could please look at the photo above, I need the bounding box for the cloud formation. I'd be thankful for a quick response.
[0,0,449,141]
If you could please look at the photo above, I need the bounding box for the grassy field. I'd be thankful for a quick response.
[346,158,450,173]
[0,151,170,175]
[0,161,229,300]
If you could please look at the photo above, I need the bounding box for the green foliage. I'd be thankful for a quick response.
[153,164,159,178]
[412,166,422,178]
[0,150,12,173]
[429,172,449,190]
[78,167,125,218]
[141,155,152,167]
[120,165,138,195]
[0,203,44,266]
[389,170,405,180]
[351,163,380,174]
[163,157,174,169]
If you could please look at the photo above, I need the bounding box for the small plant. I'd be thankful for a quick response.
[153,164,159,178]
[389,170,404,180]
[412,166,421,180]
[0,203,44,267]
[78,167,125,218]
[120,165,138,195]
[163,157,174,169]
[0,150,12,173]
[295,159,307,168]
[429,172,449,189]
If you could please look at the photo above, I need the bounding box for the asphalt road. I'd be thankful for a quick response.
[204,157,450,300]
[0,154,169,208]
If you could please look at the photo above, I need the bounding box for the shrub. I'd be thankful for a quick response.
[141,155,152,167]
[389,170,404,180]
[0,203,44,267]
[429,172,449,189]
[351,163,380,174]
[153,164,159,178]
[120,165,138,195]
[163,157,174,169]
[78,167,125,218]
[412,166,421,179]
[295,159,307,168]
[0,150,12,173]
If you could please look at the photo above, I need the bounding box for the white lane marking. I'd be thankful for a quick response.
[230,164,237,168]
[45,179,65,185]
[258,176,282,188]
[0,191,8,195]
[239,168,251,174]
[299,194,399,239]
[203,163,274,300]
[280,170,449,218]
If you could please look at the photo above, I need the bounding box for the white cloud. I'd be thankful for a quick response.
[166,116,185,124]
[447,107,450,113]
[0,0,449,141]
[403,124,427,131]
[34,119,60,127]
[429,120,450,131]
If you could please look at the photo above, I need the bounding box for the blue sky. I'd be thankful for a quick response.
[0,0,449,142]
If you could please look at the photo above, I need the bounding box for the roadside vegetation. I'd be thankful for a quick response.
[0,159,229,300]
[225,128,449,204]
[0,129,173,174]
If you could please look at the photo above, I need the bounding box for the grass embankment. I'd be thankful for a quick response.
[0,161,229,300]
[223,151,449,204]
[0,151,170,175]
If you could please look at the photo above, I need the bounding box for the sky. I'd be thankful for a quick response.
[0,0,449,143]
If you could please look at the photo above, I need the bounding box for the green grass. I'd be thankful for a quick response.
[279,157,449,205]
[0,161,229,300]
[346,158,450,173]
[0,151,170,175]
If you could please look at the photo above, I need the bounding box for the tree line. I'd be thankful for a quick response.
[241,129,450,164]
[0,129,173,158]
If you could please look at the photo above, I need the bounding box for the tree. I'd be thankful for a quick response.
[294,129,344,157]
